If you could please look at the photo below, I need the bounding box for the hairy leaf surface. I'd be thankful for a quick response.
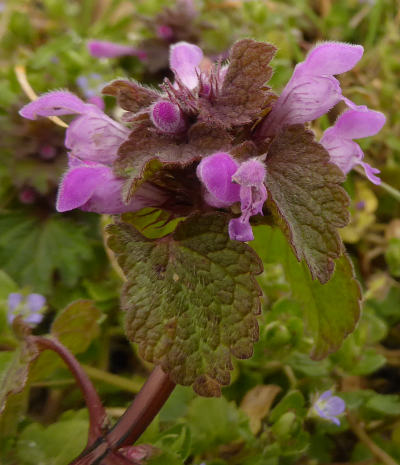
[265,125,349,284]
[107,214,263,396]
[200,39,276,127]
[102,79,159,112]
[116,122,231,201]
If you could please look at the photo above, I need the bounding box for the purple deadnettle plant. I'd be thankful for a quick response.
[20,39,384,397]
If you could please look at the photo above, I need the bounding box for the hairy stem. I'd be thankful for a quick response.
[347,411,398,465]
[31,336,107,446]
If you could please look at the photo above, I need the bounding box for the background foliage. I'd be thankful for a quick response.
[0,0,400,464]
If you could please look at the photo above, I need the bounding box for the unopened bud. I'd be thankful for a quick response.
[150,101,186,134]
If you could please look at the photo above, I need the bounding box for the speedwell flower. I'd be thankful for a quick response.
[311,390,346,426]
[8,292,46,326]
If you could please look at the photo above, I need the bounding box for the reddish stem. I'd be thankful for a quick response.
[31,336,107,446]
[69,366,176,465]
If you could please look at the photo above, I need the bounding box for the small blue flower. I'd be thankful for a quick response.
[312,390,346,426]
[7,292,46,326]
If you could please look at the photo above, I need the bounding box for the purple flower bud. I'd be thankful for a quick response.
[150,101,187,134]
[87,40,147,60]
[156,25,174,40]
[7,292,46,326]
[39,144,57,160]
[19,187,37,204]
[169,41,203,89]
[320,108,385,184]
[259,42,364,137]
[312,390,346,426]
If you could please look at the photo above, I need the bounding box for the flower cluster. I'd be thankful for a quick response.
[20,39,384,243]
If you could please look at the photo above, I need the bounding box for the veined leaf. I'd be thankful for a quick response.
[265,125,349,284]
[107,213,263,396]
[253,226,361,359]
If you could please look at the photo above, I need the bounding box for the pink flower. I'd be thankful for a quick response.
[169,41,203,89]
[197,153,267,241]
[20,92,165,214]
[320,107,385,184]
[258,42,364,137]
[87,40,147,60]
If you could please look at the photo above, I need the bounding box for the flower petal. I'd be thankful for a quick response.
[320,108,385,184]
[295,42,363,77]
[228,218,254,241]
[19,91,90,119]
[27,293,46,313]
[325,396,346,416]
[169,41,203,89]
[196,152,240,205]
[258,42,364,136]
[65,112,128,165]
[56,165,105,212]
[326,108,386,140]
[8,293,22,311]
[87,40,146,60]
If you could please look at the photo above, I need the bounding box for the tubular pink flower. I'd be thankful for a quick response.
[150,101,187,134]
[169,41,203,89]
[196,152,240,208]
[320,108,385,184]
[87,40,147,60]
[20,91,129,165]
[259,42,364,137]
[57,159,166,215]
[197,153,267,242]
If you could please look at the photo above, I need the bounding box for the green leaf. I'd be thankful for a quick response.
[385,237,400,277]
[0,270,18,300]
[366,394,400,416]
[253,226,361,359]
[269,391,306,423]
[265,125,349,284]
[51,300,103,355]
[107,213,263,396]
[186,396,251,454]
[16,410,89,465]
[0,213,94,293]
[0,329,39,414]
